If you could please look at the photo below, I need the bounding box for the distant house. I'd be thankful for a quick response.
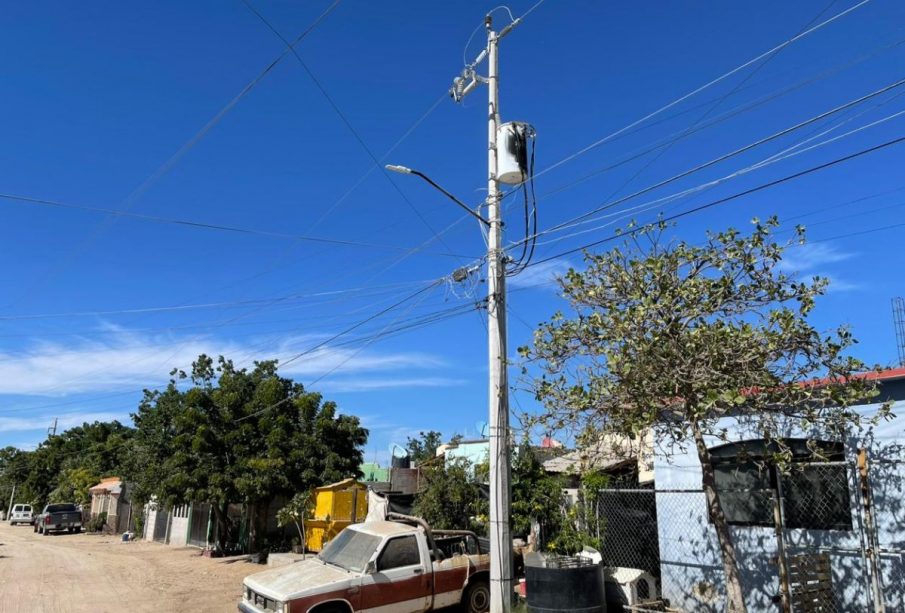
[436,438,490,467]
[89,477,133,533]
[359,462,389,484]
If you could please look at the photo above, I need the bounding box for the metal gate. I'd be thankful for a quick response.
[152,506,170,543]
[187,503,210,547]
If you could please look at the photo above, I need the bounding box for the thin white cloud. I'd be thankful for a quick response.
[0,330,446,397]
[320,377,466,393]
[0,411,125,433]
[779,243,858,292]
[779,243,853,273]
[508,259,573,289]
[817,274,860,293]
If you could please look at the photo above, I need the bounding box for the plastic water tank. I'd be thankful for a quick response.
[525,554,607,613]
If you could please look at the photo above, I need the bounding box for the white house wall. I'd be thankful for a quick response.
[653,399,905,612]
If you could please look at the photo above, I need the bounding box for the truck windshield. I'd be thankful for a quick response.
[46,504,77,513]
[318,529,381,573]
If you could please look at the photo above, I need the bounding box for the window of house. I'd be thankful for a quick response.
[709,438,852,531]
[377,535,421,571]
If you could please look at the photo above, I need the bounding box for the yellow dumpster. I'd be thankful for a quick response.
[304,478,368,552]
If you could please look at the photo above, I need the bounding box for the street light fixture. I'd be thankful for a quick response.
[385,164,491,227]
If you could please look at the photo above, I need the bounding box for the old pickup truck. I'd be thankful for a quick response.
[34,503,82,535]
[240,514,490,613]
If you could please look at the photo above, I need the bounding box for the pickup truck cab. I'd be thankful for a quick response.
[9,504,33,525]
[240,516,490,613]
[34,503,82,535]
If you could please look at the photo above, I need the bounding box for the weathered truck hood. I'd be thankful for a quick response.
[245,559,357,601]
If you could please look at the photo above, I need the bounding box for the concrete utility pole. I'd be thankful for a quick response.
[450,13,522,613]
[484,20,513,613]
[7,483,16,519]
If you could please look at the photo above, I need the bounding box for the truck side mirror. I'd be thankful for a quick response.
[365,560,377,575]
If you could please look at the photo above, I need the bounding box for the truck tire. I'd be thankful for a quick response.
[75,526,82,533]
[462,579,490,613]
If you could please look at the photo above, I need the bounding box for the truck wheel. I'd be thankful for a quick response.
[463,579,490,613]
[75,526,82,534]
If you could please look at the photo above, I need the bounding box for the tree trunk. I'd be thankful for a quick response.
[692,421,748,613]
[248,499,271,554]
[211,502,231,552]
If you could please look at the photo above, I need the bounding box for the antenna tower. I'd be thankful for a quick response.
[894,297,905,366]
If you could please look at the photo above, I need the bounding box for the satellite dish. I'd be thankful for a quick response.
[389,443,409,459]
[475,421,489,438]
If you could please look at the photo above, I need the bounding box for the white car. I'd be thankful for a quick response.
[9,504,33,526]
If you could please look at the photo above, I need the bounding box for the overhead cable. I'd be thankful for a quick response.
[525,133,905,266]
[531,0,873,181]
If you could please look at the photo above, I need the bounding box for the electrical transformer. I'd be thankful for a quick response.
[497,121,535,185]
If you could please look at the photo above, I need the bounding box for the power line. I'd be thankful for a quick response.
[519,77,905,246]
[535,102,905,247]
[0,191,470,256]
[505,34,905,210]
[590,0,842,226]
[6,1,342,311]
[0,280,432,321]
[240,0,463,261]
[530,0,873,182]
[525,133,905,267]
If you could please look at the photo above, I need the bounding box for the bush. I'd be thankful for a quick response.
[87,511,108,533]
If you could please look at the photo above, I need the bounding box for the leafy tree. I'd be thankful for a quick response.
[414,458,485,531]
[129,355,369,553]
[510,445,569,550]
[0,446,32,510]
[519,219,886,612]
[19,421,132,508]
[405,431,443,465]
[48,467,101,506]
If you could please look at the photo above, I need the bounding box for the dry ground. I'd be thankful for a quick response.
[0,520,257,612]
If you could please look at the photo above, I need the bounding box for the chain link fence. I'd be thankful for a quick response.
[584,455,903,612]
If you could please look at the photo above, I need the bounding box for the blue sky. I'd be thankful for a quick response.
[1,1,904,460]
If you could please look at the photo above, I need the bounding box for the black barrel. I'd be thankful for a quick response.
[391,455,411,469]
[525,557,606,613]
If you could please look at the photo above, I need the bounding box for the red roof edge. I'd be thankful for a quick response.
[805,366,905,388]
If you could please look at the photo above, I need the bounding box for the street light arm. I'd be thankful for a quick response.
[409,170,491,227]
[385,165,491,226]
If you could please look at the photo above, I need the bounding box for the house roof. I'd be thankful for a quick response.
[806,366,905,386]
[89,477,122,495]
[543,450,631,474]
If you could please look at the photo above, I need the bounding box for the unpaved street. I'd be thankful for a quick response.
[0,521,254,612]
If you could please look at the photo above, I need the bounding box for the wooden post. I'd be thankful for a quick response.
[771,465,792,613]
[858,448,886,613]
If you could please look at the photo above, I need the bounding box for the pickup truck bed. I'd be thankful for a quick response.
[35,504,82,535]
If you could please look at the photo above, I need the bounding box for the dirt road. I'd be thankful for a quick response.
[0,521,255,612]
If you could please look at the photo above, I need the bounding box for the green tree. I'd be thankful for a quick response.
[414,458,485,531]
[519,219,887,612]
[129,355,369,553]
[48,467,101,506]
[509,446,570,550]
[405,431,443,465]
[20,421,132,508]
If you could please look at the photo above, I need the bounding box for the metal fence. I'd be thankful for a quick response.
[187,503,211,548]
[585,454,903,612]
